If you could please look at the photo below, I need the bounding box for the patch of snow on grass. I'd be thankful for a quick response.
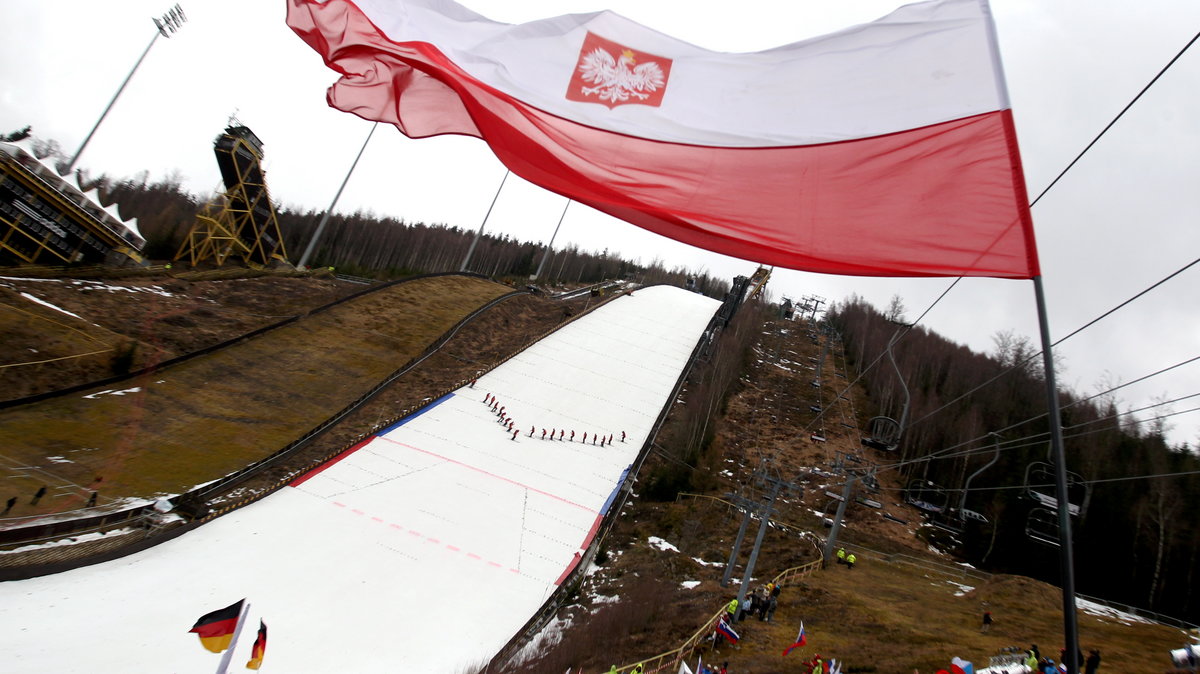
[82,387,142,399]
[946,581,975,597]
[510,614,573,666]
[681,580,701,590]
[648,536,679,553]
[1076,597,1153,625]
[46,456,73,464]
[692,557,724,567]
[19,292,85,320]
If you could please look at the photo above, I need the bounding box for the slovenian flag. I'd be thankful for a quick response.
[782,621,807,656]
[715,619,740,645]
[188,599,244,653]
[288,0,1039,280]
[246,620,268,670]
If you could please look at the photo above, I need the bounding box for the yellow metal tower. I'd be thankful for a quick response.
[176,125,287,268]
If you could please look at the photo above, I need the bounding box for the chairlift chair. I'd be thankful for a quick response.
[862,415,901,451]
[904,479,950,513]
[1023,462,1086,516]
[1025,507,1061,547]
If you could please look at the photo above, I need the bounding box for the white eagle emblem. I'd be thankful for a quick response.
[576,47,666,105]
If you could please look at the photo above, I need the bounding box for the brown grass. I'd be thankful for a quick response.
[0,275,509,514]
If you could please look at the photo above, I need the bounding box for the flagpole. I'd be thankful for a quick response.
[533,199,570,281]
[298,121,378,269]
[459,169,510,273]
[214,600,251,674]
[1032,275,1080,674]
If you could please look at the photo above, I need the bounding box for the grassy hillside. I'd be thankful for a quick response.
[515,313,1190,673]
[0,274,510,515]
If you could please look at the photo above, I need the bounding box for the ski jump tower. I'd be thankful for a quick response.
[176,125,288,267]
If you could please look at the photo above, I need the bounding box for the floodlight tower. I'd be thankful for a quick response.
[64,4,187,174]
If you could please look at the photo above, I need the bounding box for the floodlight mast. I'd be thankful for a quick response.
[64,4,186,175]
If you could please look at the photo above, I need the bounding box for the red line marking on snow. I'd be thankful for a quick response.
[290,437,375,486]
[579,514,604,550]
[321,500,522,578]
[382,438,596,513]
[555,553,583,586]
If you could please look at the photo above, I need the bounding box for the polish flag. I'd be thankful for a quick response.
[288,0,1038,279]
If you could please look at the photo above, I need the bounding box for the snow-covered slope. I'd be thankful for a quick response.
[0,285,719,672]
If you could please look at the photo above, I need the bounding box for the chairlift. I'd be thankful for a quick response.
[860,469,880,494]
[961,508,989,524]
[952,433,1000,527]
[1025,507,1061,547]
[882,512,908,525]
[1023,462,1086,516]
[904,479,950,513]
[928,511,964,535]
[855,496,883,509]
[862,415,901,451]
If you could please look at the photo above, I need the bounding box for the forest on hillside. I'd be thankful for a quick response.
[67,167,732,298]
[827,297,1200,624]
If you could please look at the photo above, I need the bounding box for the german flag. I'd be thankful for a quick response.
[188,599,244,653]
[246,620,267,670]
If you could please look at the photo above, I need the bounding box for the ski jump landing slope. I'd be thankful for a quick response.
[0,285,719,673]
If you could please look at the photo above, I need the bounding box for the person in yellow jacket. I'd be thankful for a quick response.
[632,664,644,674]
[846,552,857,570]
[726,598,739,620]
[836,548,846,565]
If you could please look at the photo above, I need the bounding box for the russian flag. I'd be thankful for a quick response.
[715,619,740,645]
[288,0,1038,279]
[782,621,807,656]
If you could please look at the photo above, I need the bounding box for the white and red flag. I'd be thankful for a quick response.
[287,0,1038,278]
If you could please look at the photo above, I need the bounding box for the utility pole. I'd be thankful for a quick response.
[460,170,509,273]
[723,461,803,615]
[821,476,856,566]
[720,493,756,587]
[298,122,377,269]
[65,4,186,174]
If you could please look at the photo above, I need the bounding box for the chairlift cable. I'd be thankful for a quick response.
[1028,28,1200,208]
[873,395,1200,473]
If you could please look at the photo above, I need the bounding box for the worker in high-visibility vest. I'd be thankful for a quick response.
[846,552,857,570]
[836,547,846,565]
[632,664,644,674]
[726,598,739,620]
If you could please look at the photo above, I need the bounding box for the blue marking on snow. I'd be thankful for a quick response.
[381,392,455,434]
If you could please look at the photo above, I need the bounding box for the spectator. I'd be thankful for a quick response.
[31,485,47,505]
[981,610,993,633]
[1084,649,1100,674]
[764,595,778,621]
[2,496,15,516]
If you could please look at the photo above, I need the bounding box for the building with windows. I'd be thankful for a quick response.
[0,139,145,266]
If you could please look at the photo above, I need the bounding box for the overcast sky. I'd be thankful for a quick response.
[2,0,1197,448]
